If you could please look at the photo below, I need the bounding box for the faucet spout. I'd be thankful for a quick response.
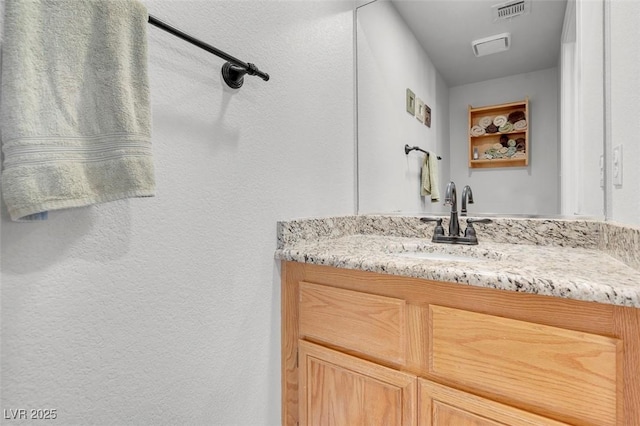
[461,185,474,216]
[444,182,460,236]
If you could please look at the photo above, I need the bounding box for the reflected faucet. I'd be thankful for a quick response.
[461,185,474,217]
[444,181,459,236]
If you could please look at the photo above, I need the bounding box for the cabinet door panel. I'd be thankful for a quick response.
[419,379,569,426]
[429,305,620,425]
[300,281,406,364]
[299,340,416,426]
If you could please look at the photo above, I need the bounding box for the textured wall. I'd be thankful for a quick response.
[357,0,450,215]
[0,1,355,425]
[609,0,640,226]
[449,68,560,216]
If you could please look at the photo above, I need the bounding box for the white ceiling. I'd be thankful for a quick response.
[390,0,568,87]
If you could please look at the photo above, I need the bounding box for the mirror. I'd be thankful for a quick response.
[356,0,606,218]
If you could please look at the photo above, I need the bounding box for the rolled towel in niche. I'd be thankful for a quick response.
[514,119,527,130]
[485,123,498,133]
[479,116,493,128]
[493,115,507,127]
[470,125,486,136]
[508,110,525,123]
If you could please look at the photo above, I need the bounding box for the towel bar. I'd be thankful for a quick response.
[404,144,442,160]
[147,14,269,88]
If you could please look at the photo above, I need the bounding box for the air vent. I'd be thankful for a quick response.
[492,0,530,20]
[472,33,511,57]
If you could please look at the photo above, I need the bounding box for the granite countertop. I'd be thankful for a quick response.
[275,215,640,308]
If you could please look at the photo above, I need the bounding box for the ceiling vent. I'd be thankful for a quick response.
[492,0,531,20]
[472,33,511,57]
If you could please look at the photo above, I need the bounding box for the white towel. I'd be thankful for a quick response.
[514,119,528,130]
[1,0,155,221]
[493,115,508,127]
[420,153,440,202]
[470,125,486,137]
[479,116,493,128]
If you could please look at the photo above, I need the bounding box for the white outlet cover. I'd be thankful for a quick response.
[613,145,623,186]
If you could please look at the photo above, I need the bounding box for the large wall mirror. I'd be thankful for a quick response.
[356,0,607,218]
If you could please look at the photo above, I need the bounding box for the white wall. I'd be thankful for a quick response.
[357,0,449,214]
[0,1,355,425]
[609,0,640,226]
[449,68,560,216]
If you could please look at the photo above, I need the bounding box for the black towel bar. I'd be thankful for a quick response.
[147,14,269,89]
[404,144,442,160]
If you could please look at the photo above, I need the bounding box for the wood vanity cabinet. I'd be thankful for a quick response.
[282,262,640,426]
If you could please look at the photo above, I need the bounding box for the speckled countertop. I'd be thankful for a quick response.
[275,215,640,308]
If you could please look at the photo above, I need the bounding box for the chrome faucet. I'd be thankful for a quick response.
[461,185,474,217]
[444,181,459,236]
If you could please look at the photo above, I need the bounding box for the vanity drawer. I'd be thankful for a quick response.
[299,281,406,365]
[428,305,621,426]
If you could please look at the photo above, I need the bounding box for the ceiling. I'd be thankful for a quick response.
[390,0,568,87]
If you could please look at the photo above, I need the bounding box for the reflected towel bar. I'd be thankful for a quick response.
[404,144,442,160]
[147,14,269,88]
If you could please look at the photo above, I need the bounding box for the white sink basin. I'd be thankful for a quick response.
[393,251,483,262]
[388,244,506,263]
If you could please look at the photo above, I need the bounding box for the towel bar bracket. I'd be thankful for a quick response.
[222,62,259,89]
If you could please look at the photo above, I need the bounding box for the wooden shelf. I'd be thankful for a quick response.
[469,158,527,169]
[469,98,529,169]
[471,130,526,138]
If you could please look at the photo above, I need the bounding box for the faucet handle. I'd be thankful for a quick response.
[463,218,492,240]
[420,217,445,239]
[420,217,442,223]
[466,218,492,224]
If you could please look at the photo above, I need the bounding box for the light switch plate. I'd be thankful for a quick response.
[613,145,623,186]
[406,89,415,115]
[599,155,604,188]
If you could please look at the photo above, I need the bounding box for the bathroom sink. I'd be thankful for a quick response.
[393,251,483,262]
[387,244,506,263]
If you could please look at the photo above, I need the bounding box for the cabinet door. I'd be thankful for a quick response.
[418,379,570,426]
[298,340,417,426]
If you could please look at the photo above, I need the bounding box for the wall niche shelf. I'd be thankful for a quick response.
[468,98,529,169]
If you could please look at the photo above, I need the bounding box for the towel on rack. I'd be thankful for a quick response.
[1,0,155,221]
[420,153,440,202]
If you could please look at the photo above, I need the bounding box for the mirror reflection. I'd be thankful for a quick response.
[356,0,605,218]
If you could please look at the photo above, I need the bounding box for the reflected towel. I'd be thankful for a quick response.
[421,153,440,202]
[479,116,493,128]
[514,119,528,130]
[508,111,525,123]
[485,123,499,133]
[1,0,155,221]
[493,115,508,127]
[470,125,486,137]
